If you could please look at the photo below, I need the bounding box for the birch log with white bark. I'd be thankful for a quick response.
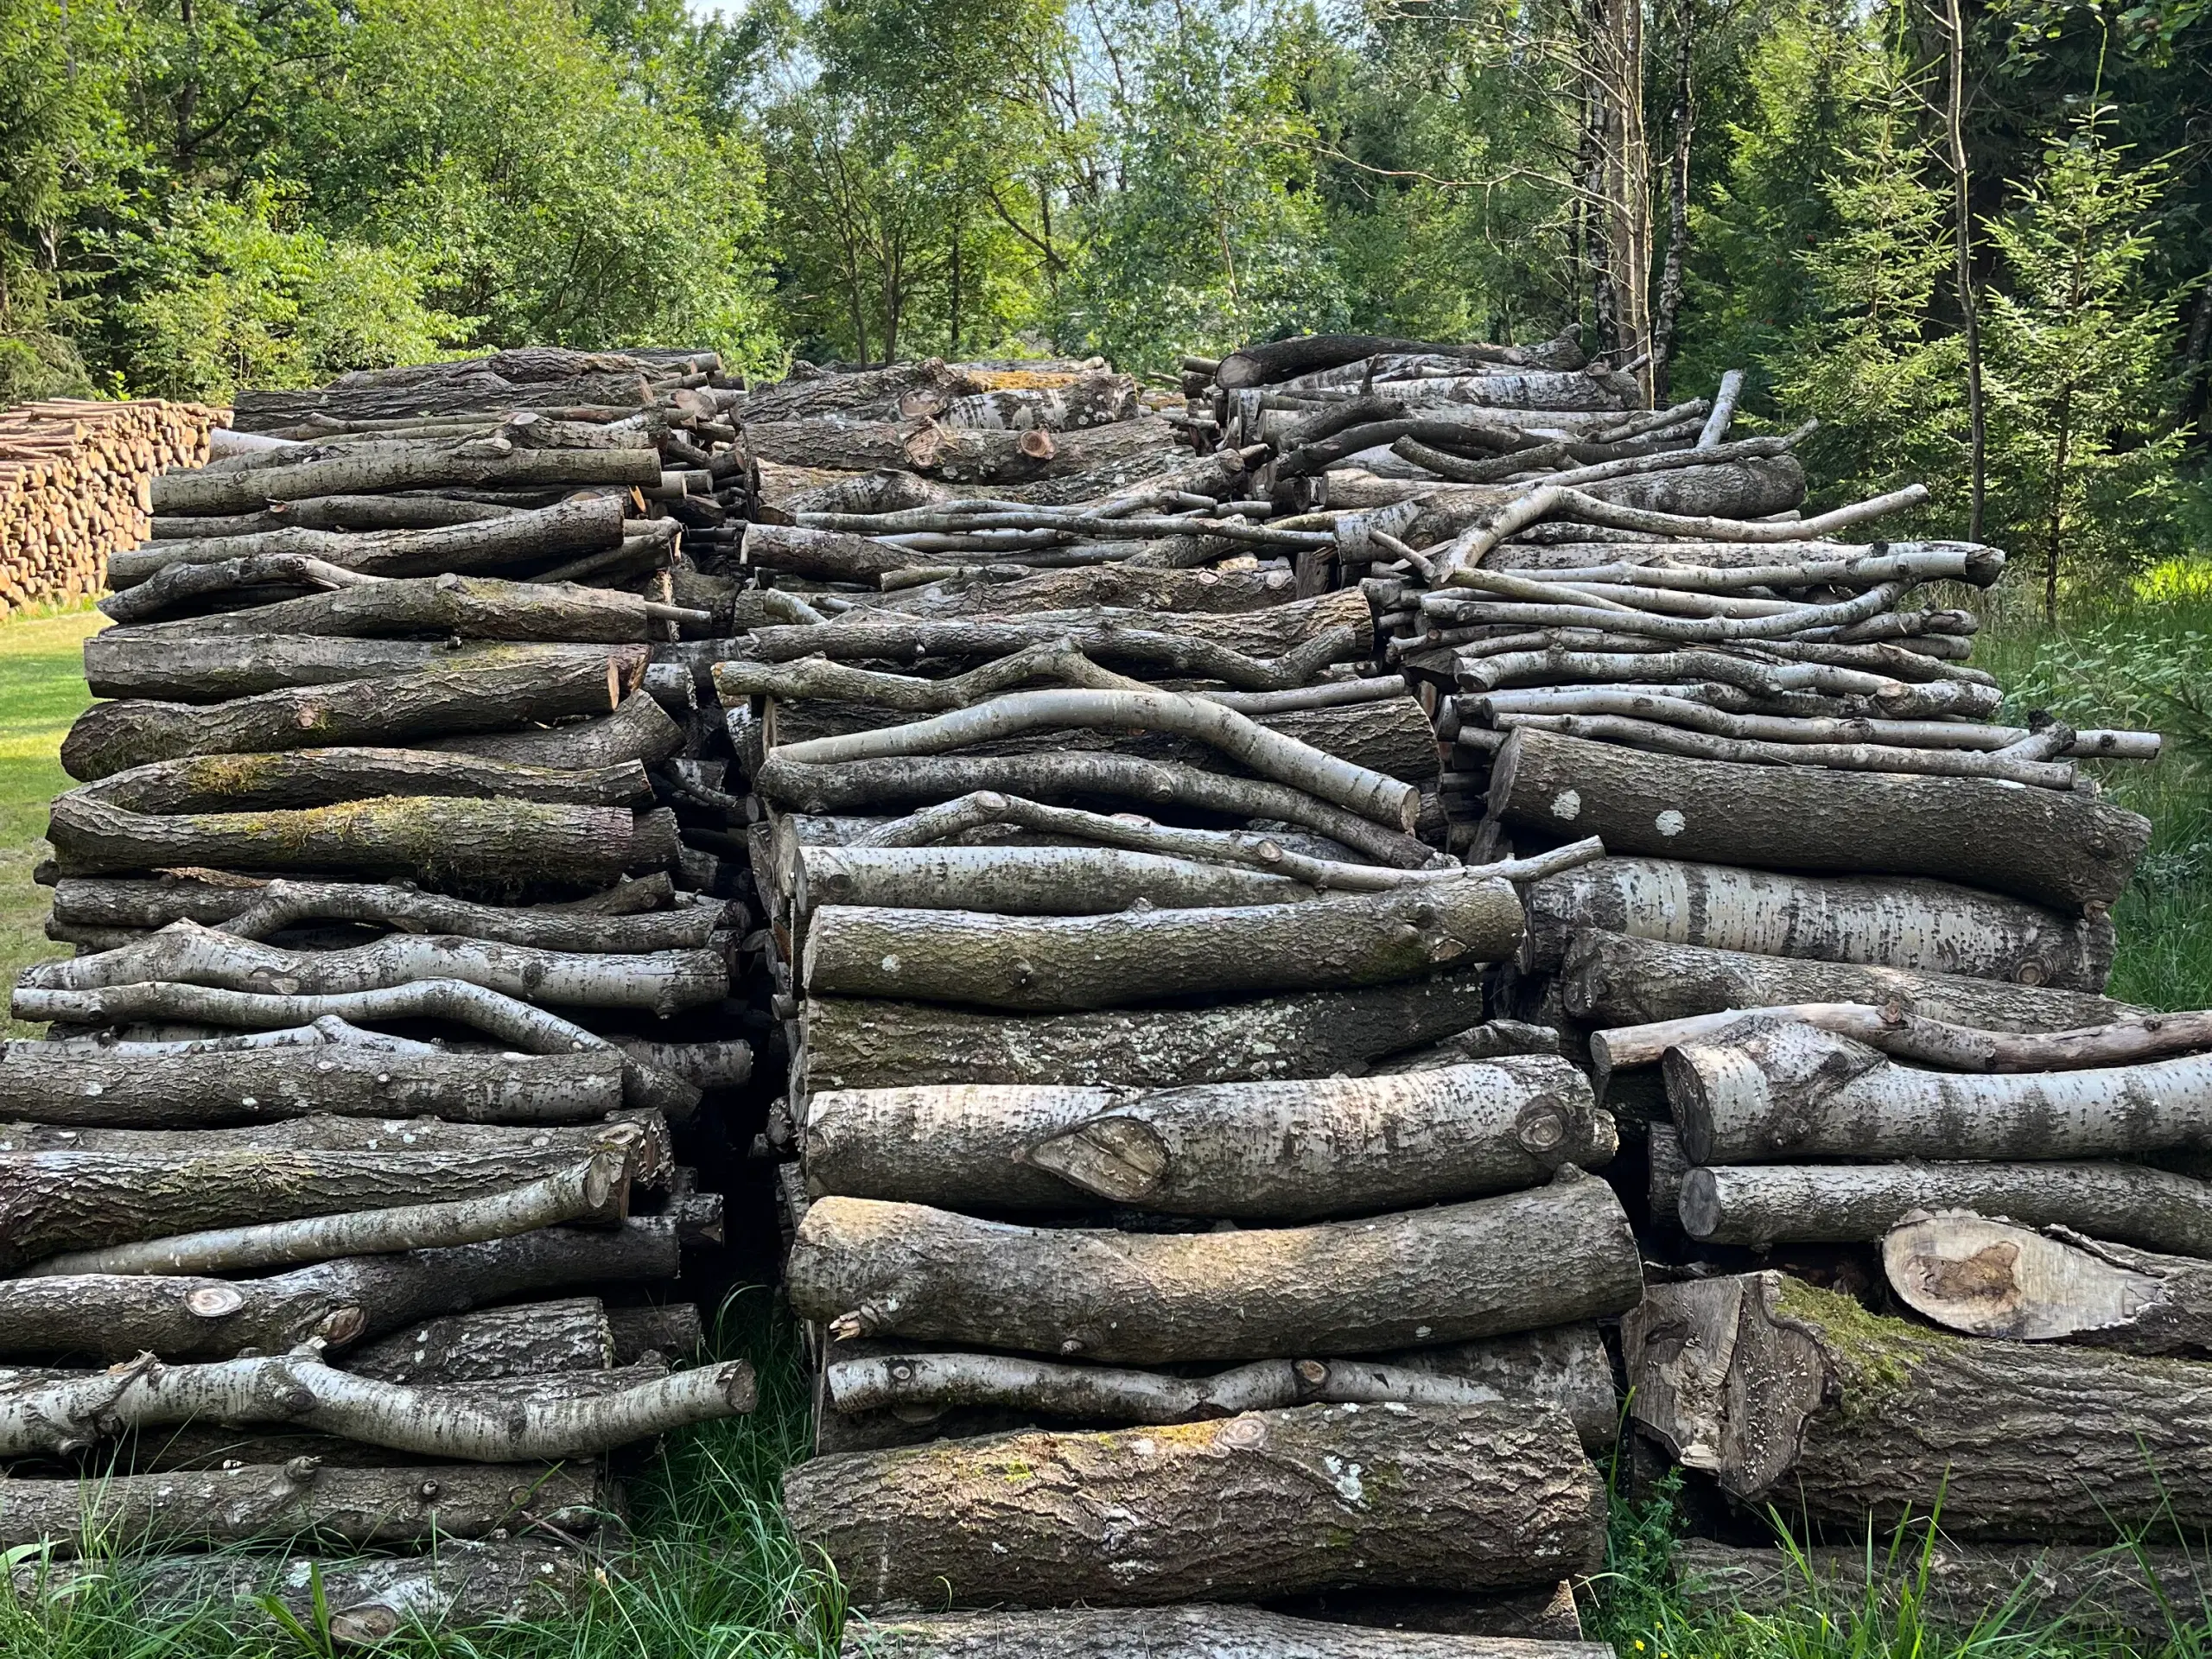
[1626,1269,2212,1536]
[1884,1213,2212,1354]
[1675,1160,2212,1255]
[836,1605,1612,1659]
[1521,855,2113,989]
[801,881,1520,1010]
[802,1059,1611,1218]
[798,972,1491,1091]
[1489,729,2148,911]
[1666,1020,2212,1164]
[784,1402,1604,1609]
[785,1173,1642,1363]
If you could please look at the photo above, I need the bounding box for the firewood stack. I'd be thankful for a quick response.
[2,348,766,1638]
[0,398,225,614]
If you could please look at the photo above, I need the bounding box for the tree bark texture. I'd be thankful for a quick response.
[1489,729,2149,911]
[62,650,640,780]
[783,1402,1604,1608]
[209,879,715,951]
[1676,1160,2212,1255]
[83,634,656,704]
[75,747,648,816]
[1625,1269,2212,1537]
[149,440,661,514]
[344,1296,615,1382]
[886,564,1303,617]
[1522,855,2113,990]
[802,1059,1613,1220]
[836,1605,1611,1659]
[793,844,1317,925]
[798,973,1491,1092]
[424,691,685,772]
[1561,931,2136,1033]
[0,1219,686,1361]
[1666,1020,2212,1164]
[785,1173,1643,1363]
[49,871,677,932]
[0,1461,605,1552]
[0,1041,623,1128]
[800,881,1520,1010]
[139,571,696,643]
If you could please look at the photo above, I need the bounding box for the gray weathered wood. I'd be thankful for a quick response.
[835,1605,1611,1659]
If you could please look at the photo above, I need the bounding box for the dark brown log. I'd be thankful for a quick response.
[1561,931,2136,1033]
[46,792,647,884]
[0,1041,622,1128]
[1522,855,2113,989]
[801,880,1521,1010]
[1676,1160,2212,1255]
[836,1605,1611,1659]
[607,1303,703,1363]
[1884,1214,2212,1357]
[785,1172,1643,1363]
[804,1059,1612,1218]
[786,1402,1603,1608]
[423,691,685,771]
[130,571,701,642]
[798,972,1491,1091]
[150,440,662,514]
[1625,1269,2212,1537]
[1488,728,2149,912]
[0,1461,604,1551]
[84,634,652,704]
[76,747,648,814]
[61,650,642,780]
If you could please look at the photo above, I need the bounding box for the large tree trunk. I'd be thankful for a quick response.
[1625,1270,2212,1537]
[1675,1160,2212,1255]
[62,650,642,780]
[785,1173,1642,1363]
[784,1402,1605,1609]
[149,440,661,514]
[835,1605,1611,1659]
[1522,856,2112,990]
[802,1059,1612,1219]
[1884,1212,2212,1355]
[83,634,654,704]
[1560,931,2136,1033]
[0,1218,687,1360]
[344,1296,614,1382]
[133,571,698,643]
[798,972,1491,1092]
[1488,728,2149,911]
[0,1042,622,1128]
[45,791,651,884]
[801,880,1520,1010]
[1666,1020,2212,1163]
[0,1461,605,1551]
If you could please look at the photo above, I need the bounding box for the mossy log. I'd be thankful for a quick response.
[1626,1269,2212,1537]
[802,1058,1612,1219]
[797,972,1491,1091]
[1489,728,2149,911]
[1521,856,2112,990]
[785,1173,1643,1363]
[783,1402,1605,1608]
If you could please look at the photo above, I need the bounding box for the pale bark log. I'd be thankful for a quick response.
[604,1039,751,1090]
[836,1605,1611,1659]
[1666,1020,2212,1163]
[1491,712,2075,789]
[0,1112,665,1172]
[1218,334,1584,389]
[0,1462,607,1552]
[798,972,1491,1092]
[1625,1269,2212,1536]
[109,497,627,589]
[786,1173,1642,1362]
[210,879,715,950]
[0,1040,622,1128]
[0,1348,753,1459]
[150,441,661,514]
[1885,1213,2212,1354]
[802,1059,1611,1218]
[99,554,377,626]
[61,650,640,780]
[1560,931,2139,1033]
[855,592,1372,661]
[50,871,675,932]
[1675,1160,2212,1254]
[756,753,1436,869]
[44,792,649,885]
[149,493,520,537]
[345,1296,613,1382]
[743,359,983,423]
[787,1401,1601,1609]
[883,564,1301,617]
[725,639,1141,714]
[84,634,653,704]
[798,843,1315,920]
[131,571,699,642]
[801,880,1519,1010]
[75,747,648,814]
[27,920,727,1017]
[424,691,685,771]
[1458,645,1998,704]
[1522,855,2113,988]
[1489,728,2149,911]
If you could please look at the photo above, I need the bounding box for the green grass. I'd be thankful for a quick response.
[0,604,105,1034]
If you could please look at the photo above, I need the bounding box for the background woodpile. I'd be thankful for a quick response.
[3,348,764,1640]
[0,399,224,615]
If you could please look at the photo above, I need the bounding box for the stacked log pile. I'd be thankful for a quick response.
[3,348,766,1638]
[0,398,225,614]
